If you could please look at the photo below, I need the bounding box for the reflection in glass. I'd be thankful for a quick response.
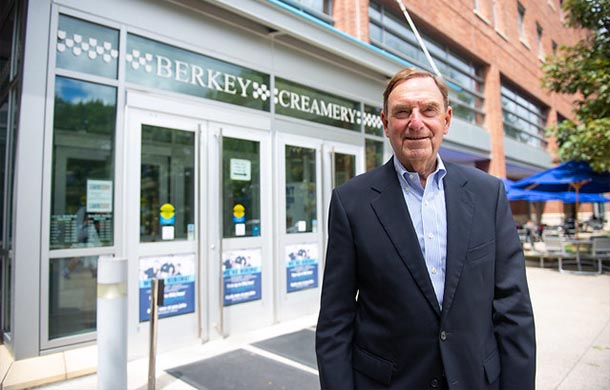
[366,139,384,171]
[56,14,119,79]
[50,77,116,249]
[501,84,547,148]
[285,145,317,233]
[334,152,355,187]
[140,125,195,242]
[49,257,97,339]
[223,138,261,238]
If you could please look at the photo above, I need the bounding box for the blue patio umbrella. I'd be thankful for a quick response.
[560,192,610,204]
[501,178,563,202]
[506,187,560,202]
[512,161,610,236]
[512,160,610,194]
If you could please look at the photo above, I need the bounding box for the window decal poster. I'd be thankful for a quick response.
[286,243,319,292]
[139,254,195,322]
[222,248,262,306]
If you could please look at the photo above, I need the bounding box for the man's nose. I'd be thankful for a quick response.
[407,110,424,130]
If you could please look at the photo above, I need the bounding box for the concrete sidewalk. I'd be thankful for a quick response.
[526,266,610,389]
[11,266,610,389]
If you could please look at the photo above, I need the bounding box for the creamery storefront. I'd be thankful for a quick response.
[4,0,394,359]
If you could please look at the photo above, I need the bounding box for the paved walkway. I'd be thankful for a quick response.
[31,266,610,390]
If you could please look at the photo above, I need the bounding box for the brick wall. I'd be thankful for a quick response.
[332,0,588,175]
[333,0,370,41]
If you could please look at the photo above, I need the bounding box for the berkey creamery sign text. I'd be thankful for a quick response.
[122,33,382,132]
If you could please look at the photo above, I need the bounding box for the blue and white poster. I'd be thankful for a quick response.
[286,244,319,293]
[222,248,262,306]
[139,254,196,322]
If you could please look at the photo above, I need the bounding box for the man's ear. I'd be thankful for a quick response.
[443,106,452,135]
[381,109,390,137]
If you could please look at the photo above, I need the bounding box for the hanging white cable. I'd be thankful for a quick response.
[394,0,442,77]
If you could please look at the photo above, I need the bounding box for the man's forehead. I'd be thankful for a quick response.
[388,79,444,105]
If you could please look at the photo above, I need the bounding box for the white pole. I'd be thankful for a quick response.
[395,0,442,77]
[97,256,128,390]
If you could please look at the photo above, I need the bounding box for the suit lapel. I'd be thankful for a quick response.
[370,161,441,316]
[441,163,474,318]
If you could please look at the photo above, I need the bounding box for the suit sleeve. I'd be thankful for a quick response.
[493,181,537,389]
[316,189,358,389]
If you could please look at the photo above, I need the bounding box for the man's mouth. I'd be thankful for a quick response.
[405,136,428,141]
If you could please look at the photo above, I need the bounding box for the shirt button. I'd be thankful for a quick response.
[440,330,447,341]
[409,174,415,179]
[425,201,429,206]
[428,233,434,239]
[431,267,437,274]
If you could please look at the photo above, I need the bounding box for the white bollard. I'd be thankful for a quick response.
[97,256,128,390]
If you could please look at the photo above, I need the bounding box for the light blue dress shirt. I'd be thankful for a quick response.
[393,155,448,308]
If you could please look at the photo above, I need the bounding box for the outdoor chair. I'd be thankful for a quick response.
[583,237,610,273]
[539,232,576,271]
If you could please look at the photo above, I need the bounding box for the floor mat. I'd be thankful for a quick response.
[167,348,319,390]
[252,328,317,369]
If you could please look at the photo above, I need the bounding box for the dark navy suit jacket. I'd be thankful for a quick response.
[315,158,536,389]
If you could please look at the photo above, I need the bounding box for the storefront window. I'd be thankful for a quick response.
[366,138,385,171]
[280,0,334,24]
[333,152,355,187]
[285,145,317,233]
[1,0,26,335]
[56,14,119,79]
[501,84,547,148]
[50,77,116,249]
[364,105,384,137]
[223,137,261,238]
[140,125,195,242]
[49,257,97,339]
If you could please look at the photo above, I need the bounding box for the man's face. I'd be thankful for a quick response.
[381,77,452,172]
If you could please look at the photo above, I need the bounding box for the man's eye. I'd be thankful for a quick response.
[395,110,411,118]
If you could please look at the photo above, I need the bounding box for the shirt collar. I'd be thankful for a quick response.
[393,155,447,190]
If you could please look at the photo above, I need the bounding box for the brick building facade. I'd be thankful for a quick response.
[332,0,590,223]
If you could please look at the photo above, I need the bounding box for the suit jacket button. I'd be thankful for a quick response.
[440,330,447,341]
[431,378,439,388]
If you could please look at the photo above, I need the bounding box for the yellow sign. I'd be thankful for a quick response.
[160,203,175,219]
[233,204,245,219]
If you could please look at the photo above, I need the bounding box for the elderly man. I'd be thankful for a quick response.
[315,67,536,389]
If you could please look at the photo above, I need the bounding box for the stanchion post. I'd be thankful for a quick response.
[148,278,164,390]
[97,256,127,390]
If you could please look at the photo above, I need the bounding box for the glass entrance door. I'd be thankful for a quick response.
[322,141,362,240]
[276,134,363,322]
[206,123,273,337]
[126,109,201,357]
[126,95,274,354]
